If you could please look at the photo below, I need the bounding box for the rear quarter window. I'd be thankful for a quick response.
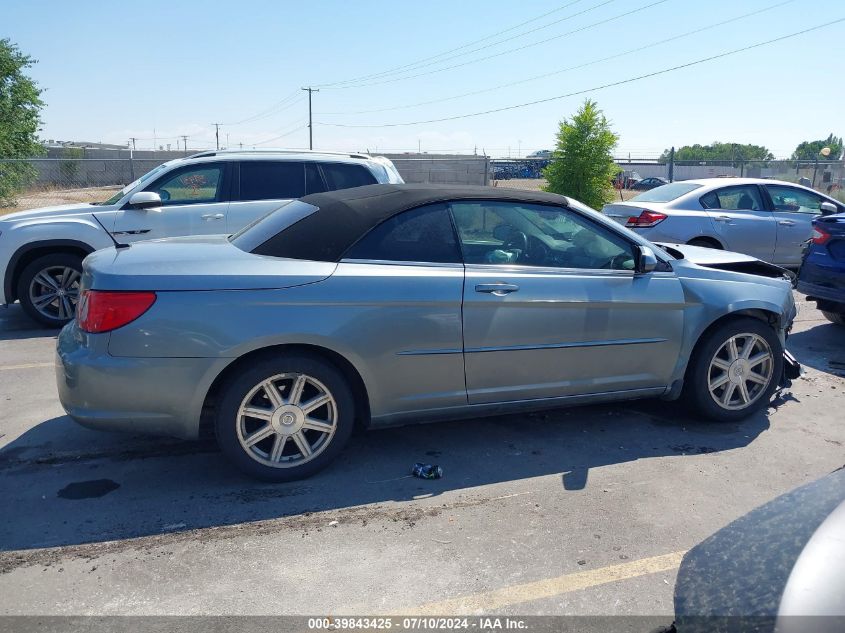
[631,182,702,203]
[322,163,377,190]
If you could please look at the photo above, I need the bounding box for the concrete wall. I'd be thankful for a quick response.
[382,154,489,186]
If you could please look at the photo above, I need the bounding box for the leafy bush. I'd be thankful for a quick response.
[543,99,618,210]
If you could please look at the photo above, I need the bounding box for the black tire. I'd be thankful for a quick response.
[821,311,845,326]
[682,317,783,422]
[687,237,722,249]
[215,353,355,482]
[17,252,84,328]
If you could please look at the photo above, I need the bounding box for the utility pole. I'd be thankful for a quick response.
[129,138,137,151]
[212,123,222,150]
[301,87,319,150]
[180,135,188,155]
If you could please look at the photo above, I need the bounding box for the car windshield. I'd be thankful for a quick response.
[93,162,174,205]
[630,182,702,202]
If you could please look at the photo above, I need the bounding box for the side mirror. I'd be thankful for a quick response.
[820,201,838,216]
[636,245,658,274]
[127,191,162,210]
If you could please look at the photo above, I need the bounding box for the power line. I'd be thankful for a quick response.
[223,90,302,126]
[319,0,614,88]
[315,0,588,88]
[317,0,795,116]
[317,17,845,128]
[252,122,309,147]
[324,0,669,90]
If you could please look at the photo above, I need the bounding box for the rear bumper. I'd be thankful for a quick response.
[56,323,228,439]
[797,279,845,306]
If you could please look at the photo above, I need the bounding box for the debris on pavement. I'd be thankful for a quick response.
[411,462,443,479]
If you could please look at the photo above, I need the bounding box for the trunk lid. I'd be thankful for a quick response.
[83,235,337,291]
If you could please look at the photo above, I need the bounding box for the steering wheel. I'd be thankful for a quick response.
[601,253,634,270]
[502,230,529,259]
[158,189,171,202]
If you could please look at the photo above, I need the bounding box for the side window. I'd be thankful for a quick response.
[710,185,764,211]
[146,164,224,205]
[700,191,720,209]
[765,185,824,214]
[343,204,461,264]
[450,201,635,271]
[239,161,304,201]
[322,163,378,191]
[305,163,327,195]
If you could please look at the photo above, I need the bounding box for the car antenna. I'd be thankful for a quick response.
[91,213,130,249]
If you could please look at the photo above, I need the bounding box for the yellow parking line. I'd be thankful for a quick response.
[0,362,53,371]
[409,550,686,614]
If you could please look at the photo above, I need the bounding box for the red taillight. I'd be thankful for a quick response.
[625,209,667,228]
[811,226,831,245]
[77,290,156,333]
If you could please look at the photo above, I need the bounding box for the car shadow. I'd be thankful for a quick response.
[0,304,60,341]
[785,321,845,376]
[0,399,771,554]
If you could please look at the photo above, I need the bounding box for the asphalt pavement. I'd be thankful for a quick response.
[1,296,843,619]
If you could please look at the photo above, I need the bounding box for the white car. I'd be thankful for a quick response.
[602,178,844,267]
[0,150,403,326]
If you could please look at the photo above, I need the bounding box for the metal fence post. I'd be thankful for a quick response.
[129,153,135,182]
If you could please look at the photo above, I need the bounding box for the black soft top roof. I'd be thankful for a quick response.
[253,183,571,262]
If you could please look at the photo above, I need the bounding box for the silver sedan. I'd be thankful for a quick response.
[57,184,797,481]
[602,178,844,267]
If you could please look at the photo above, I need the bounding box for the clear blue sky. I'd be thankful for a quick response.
[5,0,844,157]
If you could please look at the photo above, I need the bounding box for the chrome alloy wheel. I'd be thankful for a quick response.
[707,333,774,411]
[28,265,81,321]
[236,373,338,468]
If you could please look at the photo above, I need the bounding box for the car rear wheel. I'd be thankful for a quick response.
[683,317,783,422]
[17,253,83,328]
[215,354,355,481]
[821,311,845,326]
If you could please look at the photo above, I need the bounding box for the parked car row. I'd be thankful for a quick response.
[0,149,404,326]
[602,178,845,268]
[55,183,800,481]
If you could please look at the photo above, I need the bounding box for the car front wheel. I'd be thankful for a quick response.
[17,253,83,328]
[683,317,783,421]
[215,354,355,481]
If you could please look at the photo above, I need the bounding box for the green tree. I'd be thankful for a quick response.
[658,142,774,163]
[543,99,618,209]
[0,38,45,206]
[791,134,843,161]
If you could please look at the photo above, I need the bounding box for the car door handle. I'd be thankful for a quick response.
[201,213,225,221]
[714,215,732,222]
[475,283,520,296]
[778,219,796,226]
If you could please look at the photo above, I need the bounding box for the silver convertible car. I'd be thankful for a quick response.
[57,184,798,481]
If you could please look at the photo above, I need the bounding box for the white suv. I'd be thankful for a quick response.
[0,150,403,326]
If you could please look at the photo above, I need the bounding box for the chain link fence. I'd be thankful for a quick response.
[3,154,844,214]
[488,157,845,202]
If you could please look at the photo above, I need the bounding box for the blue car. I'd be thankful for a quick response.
[797,212,845,325]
